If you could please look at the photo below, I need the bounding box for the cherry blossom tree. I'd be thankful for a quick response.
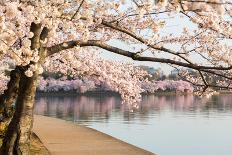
[36,77,194,94]
[0,0,231,154]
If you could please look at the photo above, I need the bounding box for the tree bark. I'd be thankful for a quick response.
[0,66,21,121]
[0,22,48,155]
[0,69,38,155]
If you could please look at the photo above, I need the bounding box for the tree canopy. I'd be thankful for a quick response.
[0,0,231,154]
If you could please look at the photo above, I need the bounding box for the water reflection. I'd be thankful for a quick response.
[35,95,120,122]
[34,94,232,155]
[35,94,232,122]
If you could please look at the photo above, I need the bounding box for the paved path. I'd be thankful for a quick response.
[33,115,155,155]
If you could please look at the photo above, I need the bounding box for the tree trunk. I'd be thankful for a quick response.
[0,70,38,155]
[0,66,21,121]
[0,22,48,155]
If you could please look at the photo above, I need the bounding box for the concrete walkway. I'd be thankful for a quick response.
[33,115,155,155]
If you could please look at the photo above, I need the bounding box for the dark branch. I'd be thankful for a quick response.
[47,40,232,71]
[71,0,85,20]
[40,27,49,41]
[181,0,232,5]
[30,22,42,50]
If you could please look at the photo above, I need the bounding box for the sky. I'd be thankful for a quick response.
[98,2,232,75]
[99,14,197,75]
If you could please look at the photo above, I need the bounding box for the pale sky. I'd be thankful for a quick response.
[100,14,198,75]
[99,10,232,75]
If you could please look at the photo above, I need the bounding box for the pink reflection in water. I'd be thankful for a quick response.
[34,94,232,121]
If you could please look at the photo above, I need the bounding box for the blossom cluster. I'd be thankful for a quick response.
[37,77,194,94]
[44,49,147,108]
[0,58,11,94]
[37,77,97,93]
[142,80,194,93]
[0,0,231,107]
[0,0,230,65]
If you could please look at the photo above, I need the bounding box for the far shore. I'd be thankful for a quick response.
[36,89,232,97]
[36,90,121,97]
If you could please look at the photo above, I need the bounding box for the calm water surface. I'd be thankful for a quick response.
[34,94,232,155]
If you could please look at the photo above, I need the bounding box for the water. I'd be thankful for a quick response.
[34,94,232,155]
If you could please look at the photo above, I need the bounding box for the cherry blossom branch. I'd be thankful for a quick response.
[180,10,232,39]
[181,0,232,5]
[0,39,26,63]
[198,70,209,93]
[132,0,140,7]
[173,66,232,91]
[47,40,232,71]
[201,69,232,80]
[99,20,194,63]
[71,0,85,20]
[30,22,42,50]
[109,11,169,23]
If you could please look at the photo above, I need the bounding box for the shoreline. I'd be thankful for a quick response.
[36,90,121,97]
[33,115,155,155]
[36,90,192,97]
[35,89,232,97]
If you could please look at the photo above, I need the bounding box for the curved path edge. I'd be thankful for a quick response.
[33,115,155,155]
